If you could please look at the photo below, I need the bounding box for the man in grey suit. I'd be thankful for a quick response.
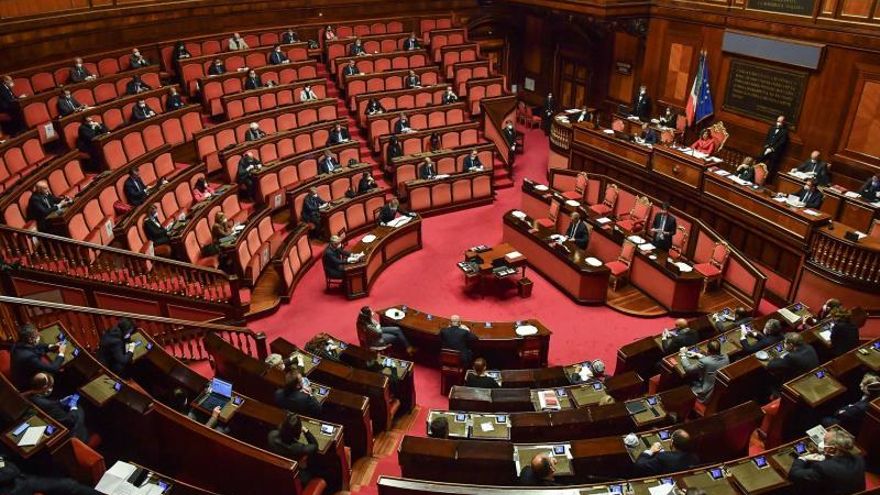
[680,339,729,403]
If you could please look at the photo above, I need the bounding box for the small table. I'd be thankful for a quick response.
[460,242,528,294]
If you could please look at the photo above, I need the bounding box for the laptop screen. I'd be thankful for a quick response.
[210,378,233,398]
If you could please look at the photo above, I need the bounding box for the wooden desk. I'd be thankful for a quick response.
[1,412,66,459]
[378,305,551,368]
[317,188,387,242]
[341,214,423,299]
[426,410,512,440]
[575,125,652,170]
[652,145,717,190]
[777,172,880,232]
[785,368,846,408]
[79,373,122,407]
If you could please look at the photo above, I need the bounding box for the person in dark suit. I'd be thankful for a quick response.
[318,150,339,174]
[27,373,89,442]
[143,204,172,255]
[0,453,102,495]
[660,319,698,353]
[130,48,149,69]
[269,45,289,65]
[659,107,677,128]
[541,92,556,133]
[828,308,860,357]
[858,174,880,202]
[466,358,500,388]
[394,114,413,134]
[822,373,879,433]
[172,41,191,61]
[403,32,420,51]
[69,57,95,83]
[244,70,263,90]
[739,318,783,354]
[429,132,441,152]
[131,99,157,122]
[97,318,135,376]
[123,167,149,206]
[735,157,756,183]
[440,315,478,365]
[680,340,729,403]
[405,70,421,89]
[322,235,349,279]
[343,60,361,77]
[10,323,67,390]
[761,115,789,177]
[245,122,267,141]
[57,90,86,117]
[0,76,19,114]
[378,197,408,224]
[282,28,299,44]
[442,87,459,105]
[800,298,841,330]
[634,429,699,475]
[349,38,366,56]
[356,306,414,353]
[572,105,591,124]
[26,181,66,232]
[767,332,820,381]
[632,85,651,121]
[274,371,322,417]
[125,74,152,95]
[428,416,449,438]
[266,413,321,486]
[385,135,403,181]
[796,151,831,186]
[503,120,517,163]
[418,158,436,180]
[301,187,326,230]
[563,212,589,250]
[649,203,677,251]
[788,429,865,495]
[76,116,109,152]
[326,124,350,146]
[639,122,658,144]
[237,151,262,199]
[208,58,227,76]
[518,453,558,486]
[357,171,377,194]
[463,148,484,172]
[365,98,385,116]
[165,87,185,111]
[797,179,824,209]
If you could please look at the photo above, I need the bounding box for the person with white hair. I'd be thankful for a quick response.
[789,429,865,495]
[440,315,477,365]
[245,122,267,141]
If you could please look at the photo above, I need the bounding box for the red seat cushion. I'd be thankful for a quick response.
[694,263,720,277]
[562,191,581,200]
[536,218,554,228]
[590,204,612,216]
[605,261,629,276]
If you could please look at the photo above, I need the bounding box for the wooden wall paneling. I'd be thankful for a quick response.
[840,63,880,168]
[608,31,640,104]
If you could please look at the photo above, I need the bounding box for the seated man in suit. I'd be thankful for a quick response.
[131,99,157,122]
[357,171,377,194]
[403,32,420,51]
[463,148,484,172]
[442,86,459,105]
[428,416,449,438]
[828,308,860,357]
[245,122,267,141]
[680,339,729,403]
[634,429,699,475]
[349,38,367,56]
[0,76,20,116]
[440,315,478,365]
[638,122,658,144]
[822,373,880,434]
[857,174,880,202]
[169,388,225,432]
[660,319,698,353]
[124,167,150,206]
[301,187,326,232]
[466,358,500,388]
[789,429,865,495]
[208,58,227,76]
[69,57,95,83]
[130,48,149,69]
[518,453,558,486]
[405,70,421,89]
[282,28,299,44]
[237,151,262,200]
[326,123,350,146]
[76,116,109,152]
[378,197,409,224]
[172,41,192,62]
[125,74,152,95]
[143,204,172,256]
[166,87,185,111]
[394,113,413,134]
[97,318,135,376]
[228,32,250,51]
[717,306,753,331]
[244,70,264,90]
[649,202,677,251]
[26,181,67,232]
[318,150,339,175]
[795,150,831,186]
[739,318,783,354]
[275,371,322,417]
[266,413,321,486]
[28,373,89,442]
[503,120,517,163]
[418,158,437,180]
[767,332,819,382]
[11,323,67,390]
[0,450,102,495]
[57,89,86,117]
[796,179,824,209]
[572,105,592,124]
[356,306,414,353]
[322,235,349,279]
[269,45,290,65]
[299,84,318,101]
[691,129,716,156]
[343,59,361,77]
[564,212,589,250]
[365,98,385,116]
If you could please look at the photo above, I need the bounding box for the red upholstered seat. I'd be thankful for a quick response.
[669,226,688,260]
[562,172,588,201]
[615,196,652,235]
[535,199,560,229]
[605,241,637,291]
[589,184,619,217]
[694,241,730,291]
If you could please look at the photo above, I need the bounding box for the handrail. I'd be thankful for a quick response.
[0,295,265,361]
[480,94,517,166]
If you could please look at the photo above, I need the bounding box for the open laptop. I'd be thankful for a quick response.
[199,378,233,410]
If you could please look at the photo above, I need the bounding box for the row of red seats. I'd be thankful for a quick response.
[0,129,50,194]
[179,43,310,94]
[200,60,319,116]
[230,207,287,283]
[345,67,441,111]
[1,151,85,231]
[253,143,362,208]
[326,33,411,72]
[222,78,328,119]
[292,188,387,238]
[276,226,314,298]
[382,122,481,162]
[354,84,450,126]
[98,105,203,169]
[467,76,506,115]
[369,103,467,150]
[428,28,468,62]
[182,190,251,268]
[407,170,494,214]
[440,43,480,78]
[394,144,495,194]
[334,50,429,85]
[453,60,491,96]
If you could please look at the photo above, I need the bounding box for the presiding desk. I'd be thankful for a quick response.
[777,171,880,233]
[575,125,652,170]
[377,305,551,368]
[340,214,423,299]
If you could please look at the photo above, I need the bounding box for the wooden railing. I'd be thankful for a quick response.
[0,295,266,361]
[480,94,517,167]
[808,224,880,289]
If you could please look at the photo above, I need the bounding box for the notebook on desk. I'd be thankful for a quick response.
[199,378,233,410]
[625,400,647,415]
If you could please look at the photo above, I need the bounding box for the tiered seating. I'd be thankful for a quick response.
[223,206,288,282]
[319,19,405,48]
[452,60,491,95]
[427,28,468,61]
[291,188,387,240]
[159,29,314,75]
[379,121,480,158]
[222,78,329,119]
[179,187,251,267]
[178,42,310,94]
[353,84,450,125]
[466,76,506,115]
[405,169,494,215]
[418,17,454,39]
[199,60,319,116]
[275,225,317,297]
[254,142,362,208]
[439,43,480,78]
[325,32,411,72]
[0,129,52,194]
[334,50,429,84]
[193,99,339,173]
[1,151,88,231]
[96,105,203,169]
[368,103,467,149]
[344,66,441,110]
[392,143,494,194]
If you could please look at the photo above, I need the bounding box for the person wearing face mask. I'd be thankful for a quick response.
[208,58,227,76]
[245,122,267,141]
[822,373,880,433]
[795,150,831,186]
[503,120,517,163]
[349,38,366,57]
[11,323,67,390]
[357,171,377,194]
[788,429,865,495]
[299,84,317,101]
[281,28,299,44]
[130,48,149,69]
[27,373,90,442]
[394,113,413,134]
[26,181,67,232]
[57,89,86,117]
[318,150,339,175]
[767,332,819,382]
[463,148,484,172]
[242,70,262,90]
[69,57,95,83]
[857,174,880,201]
[237,151,262,200]
[143,204,172,256]
[131,99,157,122]
[228,32,250,51]
[269,45,290,65]
[326,123,350,146]
[324,25,337,42]
[405,70,421,89]
[125,74,153,95]
[796,179,824,209]
[659,107,676,128]
[76,116,109,152]
[418,157,436,180]
[541,92,556,133]
[343,60,361,77]
[403,32,420,51]
[442,86,459,105]
[172,41,191,61]
[761,115,789,178]
[632,85,651,121]
[165,87,184,111]
[365,97,385,116]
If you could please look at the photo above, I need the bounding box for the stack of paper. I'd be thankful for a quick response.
[95,461,165,495]
[844,191,861,199]
[638,243,656,252]
[505,251,523,262]
[17,426,45,447]
[387,216,412,228]
[777,307,801,325]
[538,390,561,410]
[596,217,612,224]
[713,169,731,176]
[803,209,821,216]
[674,262,693,272]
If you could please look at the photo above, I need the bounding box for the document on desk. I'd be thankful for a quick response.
[17,426,45,447]
[777,307,800,325]
[713,169,731,176]
[480,421,495,432]
[387,216,412,228]
[648,483,675,495]
[95,461,138,494]
[538,390,561,410]
[803,209,821,216]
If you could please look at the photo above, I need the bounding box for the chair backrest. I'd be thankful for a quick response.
[754,163,768,186]
[575,172,588,194]
[603,184,619,208]
[440,349,463,369]
[670,226,688,260]
[630,196,652,221]
[618,241,637,265]
[548,199,561,222]
[709,121,729,151]
[710,241,730,269]
[869,219,880,239]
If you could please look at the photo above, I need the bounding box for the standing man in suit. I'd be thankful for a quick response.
[318,150,339,174]
[440,315,478,365]
[27,373,89,442]
[378,197,409,224]
[463,149,484,172]
[634,429,699,475]
[69,57,95,83]
[466,358,500,388]
[208,58,227,76]
[767,332,819,381]
[228,32,250,51]
[418,158,436,180]
[57,90,86,117]
[565,212,589,250]
[124,167,149,206]
[343,60,361,77]
[131,99,157,122]
[822,373,880,433]
[797,179,824,209]
[761,115,789,178]
[282,28,299,44]
[788,429,865,495]
[442,86,459,105]
[405,70,421,89]
[403,32,421,51]
[125,74,152,95]
[10,323,67,390]
[244,70,263,90]
[541,92,556,133]
[322,235,349,279]
[130,48,149,69]
[165,87,185,111]
[245,122,267,141]
[97,318,135,376]
[632,85,651,121]
[76,116,109,152]
[660,319,698,353]
[857,174,880,202]
[739,319,783,354]
[326,123,350,145]
[143,204,172,256]
[394,113,413,134]
[796,151,831,186]
[503,120,517,164]
[274,371,322,417]
[680,340,729,403]
[301,187,326,233]
[269,45,290,65]
[649,202,677,250]
[26,181,66,232]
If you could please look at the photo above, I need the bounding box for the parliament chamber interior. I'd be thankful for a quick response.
[1,0,880,493]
